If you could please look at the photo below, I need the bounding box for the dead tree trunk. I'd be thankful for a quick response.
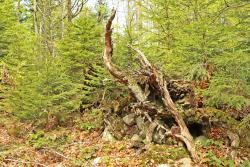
[103,9,199,162]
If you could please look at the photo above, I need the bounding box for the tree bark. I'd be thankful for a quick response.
[67,0,72,22]
[33,0,38,35]
[61,0,65,38]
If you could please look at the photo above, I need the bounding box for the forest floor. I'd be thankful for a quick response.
[0,112,249,167]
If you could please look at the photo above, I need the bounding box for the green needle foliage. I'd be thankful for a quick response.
[131,0,250,110]
[0,0,16,58]
[59,8,109,110]
[0,4,104,125]
[0,0,249,133]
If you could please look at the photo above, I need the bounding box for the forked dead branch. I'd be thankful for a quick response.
[103,9,198,162]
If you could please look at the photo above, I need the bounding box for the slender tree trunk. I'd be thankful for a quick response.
[67,0,72,22]
[136,0,142,45]
[61,0,65,38]
[33,0,38,35]
[17,0,22,22]
[97,0,104,22]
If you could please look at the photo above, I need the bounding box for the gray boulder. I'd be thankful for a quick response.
[123,113,136,126]
[177,158,192,167]
[102,127,116,142]
[131,134,143,142]
[136,116,145,130]
[157,165,170,167]
[194,135,208,145]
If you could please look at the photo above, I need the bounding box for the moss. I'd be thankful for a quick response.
[142,144,188,164]
[79,146,98,160]
[238,119,250,147]
[184,107,239,130]
[106,114,127,140]
[76,109,104,132]
[102,156,112,165]
[27,129,69,149]
[120,157,130,164]
[102,144,113,154]
[206,107,238,129]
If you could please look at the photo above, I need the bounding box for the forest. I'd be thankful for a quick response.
[0,0,249,166]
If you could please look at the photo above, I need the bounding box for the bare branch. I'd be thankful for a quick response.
[42,147,68,159]
[72,0,88,18]
[104,9,127,83]
[128,45,152,68]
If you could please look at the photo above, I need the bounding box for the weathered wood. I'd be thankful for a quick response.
[103,9,198,162]
[129,45,198,162]
[103,9,147,102]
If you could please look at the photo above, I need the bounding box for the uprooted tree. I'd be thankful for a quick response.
[103,9,199,162]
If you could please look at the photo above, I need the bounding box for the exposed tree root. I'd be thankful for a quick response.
[103,9,199,162]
